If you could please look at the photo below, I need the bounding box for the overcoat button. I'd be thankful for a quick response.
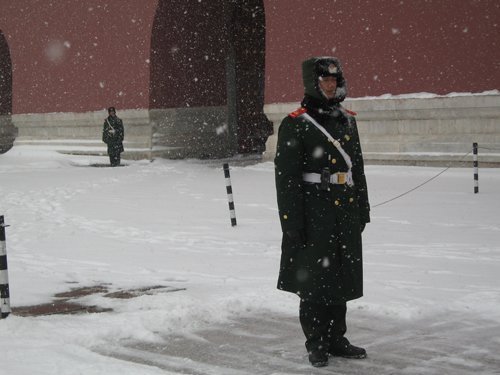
[331,158,337,164]
[349,197,354,203]
[345,135,350,141]
[334,200,340,206]
[283,214,288,220]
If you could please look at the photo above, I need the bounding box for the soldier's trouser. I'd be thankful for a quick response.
[299,300,347,353]
[109,152,121,167]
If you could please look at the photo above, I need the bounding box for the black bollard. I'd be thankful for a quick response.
[0,215,11,318]
[223,163,237,227]
[473,142,478,194]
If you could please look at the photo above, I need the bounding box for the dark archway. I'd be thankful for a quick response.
[0,29,16,154]
[149,0,272,158]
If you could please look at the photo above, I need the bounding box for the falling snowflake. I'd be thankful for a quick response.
[312,146,324,159]
[216,124,228,135]
[45,40,70,63]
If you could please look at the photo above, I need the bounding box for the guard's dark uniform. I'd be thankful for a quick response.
[102,109,124,167]
[275,57,370,365]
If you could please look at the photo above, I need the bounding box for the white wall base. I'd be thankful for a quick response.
[263,93,500,166]
[9,93,500,166]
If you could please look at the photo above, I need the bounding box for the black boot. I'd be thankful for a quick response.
[329,337,367,359]
[300,300,331,367]
[308,350,328,367]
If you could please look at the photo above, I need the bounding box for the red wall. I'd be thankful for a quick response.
[264,0,500,103]
[0,0,498,114]
[0,0,157,114]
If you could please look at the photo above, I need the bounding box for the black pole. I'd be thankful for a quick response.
[0,215,11,318]
[223,163,237,226]
[473,142,478,194]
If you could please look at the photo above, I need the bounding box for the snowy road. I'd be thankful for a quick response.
[1,146,499,374]
[102,310,500,375]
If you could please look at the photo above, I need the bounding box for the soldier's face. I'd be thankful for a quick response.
[318,76,337,99]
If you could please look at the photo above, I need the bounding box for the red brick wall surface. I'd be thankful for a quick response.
[1,0,499,114]
[264,0,500,103]
[0,0,158,114]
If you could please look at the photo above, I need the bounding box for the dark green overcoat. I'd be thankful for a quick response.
[102,116,124,154]
[275,101,370,305]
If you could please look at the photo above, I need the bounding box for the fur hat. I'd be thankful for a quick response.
[302,57,347,102]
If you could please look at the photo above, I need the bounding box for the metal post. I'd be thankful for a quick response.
[0,215,11,318]
[223,163,237,226]
[473,142,478,194]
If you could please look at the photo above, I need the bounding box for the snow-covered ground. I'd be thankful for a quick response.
[1,146,499,374]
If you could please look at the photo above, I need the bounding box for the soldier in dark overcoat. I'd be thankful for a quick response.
[102,106,124,166]
[274,57,370,367]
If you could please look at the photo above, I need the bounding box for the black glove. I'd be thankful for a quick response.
[286,229,307,248]
[360,222,366,233]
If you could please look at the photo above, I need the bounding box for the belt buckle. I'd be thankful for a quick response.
[337,172,346,184]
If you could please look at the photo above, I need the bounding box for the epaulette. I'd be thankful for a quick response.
[289,107,307,118]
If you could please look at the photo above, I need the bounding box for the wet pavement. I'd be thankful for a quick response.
[99,310,500,375]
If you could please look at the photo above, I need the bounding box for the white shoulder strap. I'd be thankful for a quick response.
[301,112,352,169]
[105,118,115,131]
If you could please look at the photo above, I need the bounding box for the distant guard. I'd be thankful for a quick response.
[102,106,125,167]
